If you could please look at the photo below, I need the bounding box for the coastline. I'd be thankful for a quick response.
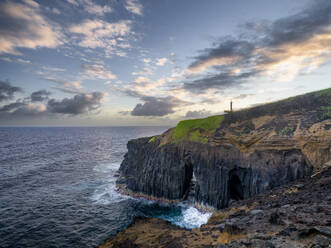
[100,166,331,248]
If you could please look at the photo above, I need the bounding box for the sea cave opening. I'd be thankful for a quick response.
[228,170,244,201]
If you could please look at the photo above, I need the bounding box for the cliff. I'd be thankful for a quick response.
[101,166,331,248]
[117,88,331,209]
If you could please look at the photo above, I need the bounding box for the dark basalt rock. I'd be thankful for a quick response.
[117,137,312,209]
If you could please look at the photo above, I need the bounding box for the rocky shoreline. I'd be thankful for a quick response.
[100,165,331,248]
[102,88,331,247]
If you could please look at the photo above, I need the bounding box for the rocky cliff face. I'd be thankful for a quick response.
[103,166,331,248]
[117,89,331,209]
[118,137,313,209]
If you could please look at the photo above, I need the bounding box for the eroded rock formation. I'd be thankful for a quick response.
[117,89,331,209]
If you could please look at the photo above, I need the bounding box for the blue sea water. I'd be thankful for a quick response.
[0,127,211,248]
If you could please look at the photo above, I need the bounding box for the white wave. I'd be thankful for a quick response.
[93,162,120,173]
[172,206,212,229]
[91,162,211,228]
[90,162,129,205]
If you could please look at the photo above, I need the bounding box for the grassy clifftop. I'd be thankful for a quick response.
[225,87,331,124]
[172,115,224,144]
[149,87,330,145]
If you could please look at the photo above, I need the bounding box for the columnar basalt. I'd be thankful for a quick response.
[117,88,331,209]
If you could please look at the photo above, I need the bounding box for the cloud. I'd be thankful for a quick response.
[0,100,47,121]
[188,39,255,73]
[124,0,143,15]
[0,0,63,55]
[67,0,79,6]
[82,63,116,80]
[69,19,132,55]
[122,76,169,98]
[0,101,25,112]
[82,0,112,16]
[41,66,66,72]
[66,0,112,15]
[185,109,211,118]
[233,93,255,100]
[41,77,83,94]
[131,96,188,116]
[156,58,168,66]
[183,71,258,93]
[184,0,331,93]
[30,90,51,102]
[0,57,31,64]
[47,92,106,115]
[142,58,151,63]
[0,81,22,102]
[0,82,107,122]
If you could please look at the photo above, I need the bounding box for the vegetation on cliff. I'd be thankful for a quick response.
[223,87,331,125]
[158,87,331,145]
[171,115,224,143]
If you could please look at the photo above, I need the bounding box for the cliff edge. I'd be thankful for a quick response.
[117,88,331,209]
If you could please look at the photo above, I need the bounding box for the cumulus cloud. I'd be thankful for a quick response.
[47,92,106,115]
[0,81,22,102]
[124,0,143,15]
[30,90,51,102]
[0,0,63,55]
[184,0,331,93]
[131,96,188,116]
[69,19,132,55]
[0,100,47,121]
[82,63,116,80]
[0,82,107,123]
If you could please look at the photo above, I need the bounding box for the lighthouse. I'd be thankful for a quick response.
[224,101,233,114]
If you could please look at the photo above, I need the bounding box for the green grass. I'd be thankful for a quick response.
[172,115,224,143]
[188,130,209,144]
[148,136,156,143]
[224,87,331,125]
[314,88,331,97]
[278,126,295,136]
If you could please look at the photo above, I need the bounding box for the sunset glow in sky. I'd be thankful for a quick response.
[0,0,330,126]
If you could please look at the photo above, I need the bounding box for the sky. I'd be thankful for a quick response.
[0,0,330,126]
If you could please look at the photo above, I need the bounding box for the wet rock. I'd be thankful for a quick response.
[215,244,226,248]
[269,211,283,225]
[278,225,297,236]
[295,184,304,189]
[312,234,330,247]
[229,210,246,218]
[223,222,243,234]
[249,239,275,248]
[291,228,317,240]
[250,209,263,215]
[314,226,331,237]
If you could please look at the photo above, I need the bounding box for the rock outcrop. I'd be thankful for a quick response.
[102,166,331,248]
[117,88,331,209]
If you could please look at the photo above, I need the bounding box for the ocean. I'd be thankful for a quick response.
[0,127,211,248]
